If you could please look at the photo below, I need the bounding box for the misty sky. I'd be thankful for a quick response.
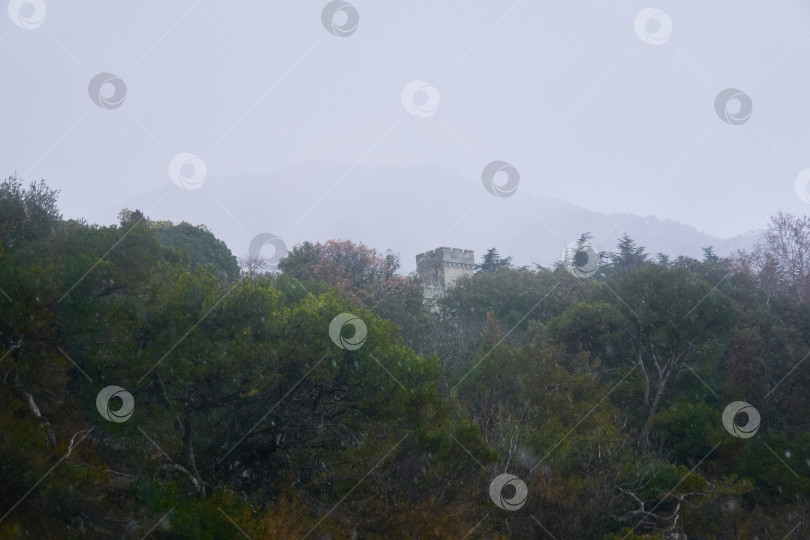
[3,1,810,250]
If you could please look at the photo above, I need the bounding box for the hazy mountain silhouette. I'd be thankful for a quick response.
[110,160,760,274]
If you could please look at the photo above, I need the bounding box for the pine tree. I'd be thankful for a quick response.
[475,247,512,273]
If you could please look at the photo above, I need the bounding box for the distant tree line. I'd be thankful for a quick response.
[1,174,809,538]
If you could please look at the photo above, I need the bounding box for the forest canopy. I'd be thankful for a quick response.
[1,175,809,539]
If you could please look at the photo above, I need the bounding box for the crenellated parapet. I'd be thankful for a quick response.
[415,247,475,268]
[415,246,475,301]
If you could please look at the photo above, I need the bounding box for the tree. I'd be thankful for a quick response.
[606,234,649,276]
[475,247,512,273]
[278,240,416,307]
[276,240,429,355]
[116,209,239,282]
[607,264,733,443]
[738,212,810,304]
[0,175,61,252]
[551,263,733,444]
[436,265,589,372]
[702,246,719,263]
[151,220,239,282]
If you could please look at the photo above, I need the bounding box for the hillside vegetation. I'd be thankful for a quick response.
[1,176,809,538]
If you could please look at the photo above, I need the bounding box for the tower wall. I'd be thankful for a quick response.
[415,247,475,300]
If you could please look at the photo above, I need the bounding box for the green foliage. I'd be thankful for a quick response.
[2,182,810,538]
[605,233,649,276]
[475,247,512,273]
[151,221,239,282]
[0,175,61,252]
[651,400,716,462]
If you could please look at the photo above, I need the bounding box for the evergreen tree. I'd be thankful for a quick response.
[606,233,649,275]
[475,247,512,273]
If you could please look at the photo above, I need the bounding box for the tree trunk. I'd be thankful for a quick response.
[24,391,56,447]
[639,359,672,444]
[182,403,205,494]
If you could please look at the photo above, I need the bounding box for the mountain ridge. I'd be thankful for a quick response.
[106,160,761,273]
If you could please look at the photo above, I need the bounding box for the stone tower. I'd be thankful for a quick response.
[415,247,475,300]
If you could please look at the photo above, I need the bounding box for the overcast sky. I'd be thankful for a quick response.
[3,1,810,245]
